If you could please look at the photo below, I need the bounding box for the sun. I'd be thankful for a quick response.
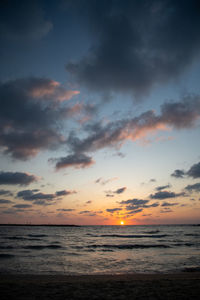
[120,221,124,225]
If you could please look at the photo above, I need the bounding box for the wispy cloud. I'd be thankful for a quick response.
[155,184,171,191]
[95,177,118,185]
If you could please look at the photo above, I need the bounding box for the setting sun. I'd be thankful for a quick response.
[120,221,124,225]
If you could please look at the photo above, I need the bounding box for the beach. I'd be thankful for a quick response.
[1,272,200,300]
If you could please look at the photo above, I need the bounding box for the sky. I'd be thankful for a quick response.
[0,0,200,225]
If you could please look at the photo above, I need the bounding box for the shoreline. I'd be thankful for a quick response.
[1,272,200,299]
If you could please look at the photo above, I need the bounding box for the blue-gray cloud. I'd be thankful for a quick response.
[0,189,12,196]
[0,77,81,160]
[66,0,200,96]
[171,169,185,178]
[185,182,200,192]
[0,171,37,186]
[16,188,75,206]
[119,198,159,214]
[150,191,185,200]
[57,208,75,212]
[13,204,32,208]
[187,162,200,179]
[114,187,127,194]
[120,199,149,206]
[56,190,76,196]
[155,184,171,191]
[161,202,179,207]
[0,0,52,40]
[17,190,55,201]
[171,161,200,179]
[54,153,94,170]
[106,208,122,213]
[0,199,12,204]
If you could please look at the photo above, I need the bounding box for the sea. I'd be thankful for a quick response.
[0,224,200,275]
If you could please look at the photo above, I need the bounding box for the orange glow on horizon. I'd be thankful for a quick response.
[120,221,124,225]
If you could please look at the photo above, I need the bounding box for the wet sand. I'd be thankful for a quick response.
[1,272,200,299]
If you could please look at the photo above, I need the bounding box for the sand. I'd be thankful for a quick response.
[0,272,200,300]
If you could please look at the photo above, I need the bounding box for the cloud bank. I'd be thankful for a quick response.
[0,0,52,40]
[66,0,200,96]
[55,95,200,169]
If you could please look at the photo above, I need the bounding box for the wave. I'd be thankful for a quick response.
[23,244,62,250]
[99,234,169,238]
[28,234,48,238]
[0,254,15,259]
[173,242,199,247]
[0,246,13,249]
[182,267,200,272]
[144,230,160,234]
[84,244,171,249]
[4,236,43,241]
[5,236,27,240]
[184,234,200,237]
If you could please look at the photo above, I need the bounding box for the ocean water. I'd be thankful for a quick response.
[0,225,200,274]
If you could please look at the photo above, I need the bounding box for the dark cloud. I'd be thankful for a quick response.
[56,190,76,196]
[95,177,118,185]
[160,96,200,129]
[0,171,37,186]
[126,202,159,211]
[57,208,75,212]
[155,184,171,191]
[171,161,200,180]
[17,190,56,201]
[13,204,32,208]
[79,210,91,214]
[106,208,122,213]
[33,200,55,206]
[86,200,92,204]
[150,179,156,183]
[187,162,200,179]
[1,208,17,214]
[185,182,200,192]
[0,77,80,160]
[119,198,159,214]
[126,208,143,215]
[53,95,200,169]
[0,189,12,196]
[114,187,126,194]
[106,194,114,198]
[55,153,94,170]
[120,199,149,206]
[160,208,173,213]
[105,186,127,197]
[171,169,185,178]
[150,191,185,200]
[0,199,12,204]
[161,202,178,207]
[16,189,66,206]
[66,0,200,96]
[0,0,52,40]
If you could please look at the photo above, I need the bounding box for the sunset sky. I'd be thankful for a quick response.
[0,0,200,225]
